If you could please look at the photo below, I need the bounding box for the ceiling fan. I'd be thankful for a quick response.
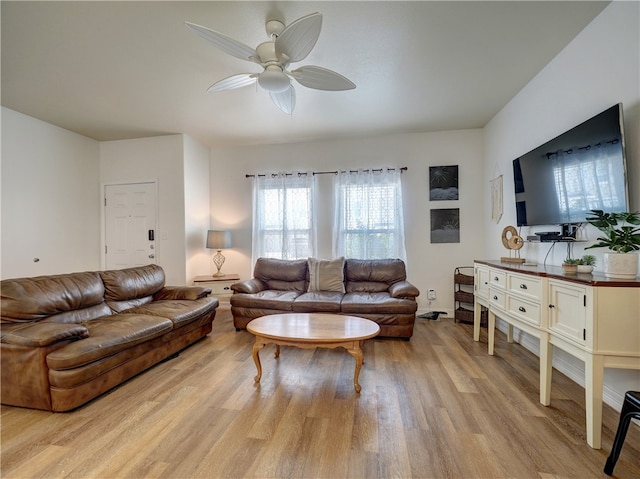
[185,12,356,114]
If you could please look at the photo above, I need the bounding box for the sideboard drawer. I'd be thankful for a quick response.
[508,274,541,302]
[507,296,541,326]
[490,270,507,289]
[489,288,506,310]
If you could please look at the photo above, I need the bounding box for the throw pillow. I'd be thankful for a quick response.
[307,257,345,293]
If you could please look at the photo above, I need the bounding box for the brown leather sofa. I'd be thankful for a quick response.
[1,264,219,412]
[230,258,419,339]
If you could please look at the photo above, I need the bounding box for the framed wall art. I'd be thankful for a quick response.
[429,165,459,201]
[430,208,460,243]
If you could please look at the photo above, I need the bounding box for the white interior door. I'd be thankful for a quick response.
[105,182,157,269]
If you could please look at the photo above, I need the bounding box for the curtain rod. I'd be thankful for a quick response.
[245,167,407,178]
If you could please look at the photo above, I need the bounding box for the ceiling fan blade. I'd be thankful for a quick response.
[290,66,356,91]
[275,13,322,63]
[207,74,258,93]
[185,21,259,62]
[270,86,296,114]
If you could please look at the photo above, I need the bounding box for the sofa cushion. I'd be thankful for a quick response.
[341,292,418,315]
[345,258,407,293]
[153,286,211,301]
[128,296,219,328]
[230,290,301,311]
[293,292,343,313]
[46,314,173,370]
[99,264,165,311]
[1,272,105,322]
[307,257,345,293]
[41,303,113,325]
[253,258,308,292]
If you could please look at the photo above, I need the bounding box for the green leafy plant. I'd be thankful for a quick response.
[577,254,596,266]
[563,258,579,265]
[585,210,640,253]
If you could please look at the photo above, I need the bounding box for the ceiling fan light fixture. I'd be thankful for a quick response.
[258,67,290,92]
[187,12,355,112]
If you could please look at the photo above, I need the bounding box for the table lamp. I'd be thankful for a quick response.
[206,230,232,277]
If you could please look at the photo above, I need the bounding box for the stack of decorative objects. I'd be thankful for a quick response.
[500,225,525,263]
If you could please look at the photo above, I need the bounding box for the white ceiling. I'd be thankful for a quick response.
[1,1,609,147]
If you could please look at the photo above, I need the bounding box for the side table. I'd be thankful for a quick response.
[193,274,240,299]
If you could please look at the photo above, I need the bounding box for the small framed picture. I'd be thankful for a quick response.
[430,208,460,243]
[429,165,459,201]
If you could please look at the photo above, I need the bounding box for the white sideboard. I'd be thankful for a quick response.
[473,260,640,449]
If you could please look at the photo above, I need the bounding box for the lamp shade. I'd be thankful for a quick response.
[206,230,232,250]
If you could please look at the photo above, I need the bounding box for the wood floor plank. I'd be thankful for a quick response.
[2,308,639,478]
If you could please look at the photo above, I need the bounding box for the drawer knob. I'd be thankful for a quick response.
[519,306,526,312]
[519,284,527,289]
[494,276,499,281]
[548,304,555,308]
[493,295,498,300]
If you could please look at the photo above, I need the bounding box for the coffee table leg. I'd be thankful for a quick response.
[347,343,364,393]
[252,339,265,383]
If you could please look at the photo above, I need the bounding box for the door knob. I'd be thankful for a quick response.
[148,254,155,259]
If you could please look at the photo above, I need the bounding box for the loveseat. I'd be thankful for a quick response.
[230,258,420,339]
[1,264,218,412]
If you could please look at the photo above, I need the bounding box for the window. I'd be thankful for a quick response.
[251,173,317,262]
[333,169,407,260]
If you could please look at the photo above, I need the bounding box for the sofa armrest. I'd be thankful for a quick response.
[1,322,90,348]
[388,281,420,299]
[154,286,211,301]
[231,278,267,294]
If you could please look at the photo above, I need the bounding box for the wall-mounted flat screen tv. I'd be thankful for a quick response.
[513,103,629,227]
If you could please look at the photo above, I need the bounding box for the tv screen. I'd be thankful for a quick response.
[513,103,629,227]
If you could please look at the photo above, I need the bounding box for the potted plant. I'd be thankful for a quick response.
[562,258,579,274]
[576,254,596,274]
[585,210,640,279]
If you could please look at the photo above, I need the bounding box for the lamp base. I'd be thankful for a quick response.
[213,250,226,277]
[212,271,226,277]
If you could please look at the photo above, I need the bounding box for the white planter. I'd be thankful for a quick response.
[602,252,639,279]
[577,265,593,274]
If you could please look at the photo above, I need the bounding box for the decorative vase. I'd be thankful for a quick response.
[577,265,593,274]
[602,252,639,279]
[562,263,578,274]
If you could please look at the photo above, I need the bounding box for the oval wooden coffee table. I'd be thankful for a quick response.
[247,313,380,393]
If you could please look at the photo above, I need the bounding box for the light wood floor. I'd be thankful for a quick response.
[2,306,639,479]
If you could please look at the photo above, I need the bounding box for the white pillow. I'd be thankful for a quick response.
[307,257,345,293]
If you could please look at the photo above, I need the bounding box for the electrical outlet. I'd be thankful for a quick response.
[427,289,436,300]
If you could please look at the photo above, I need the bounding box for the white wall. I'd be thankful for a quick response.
[99,135,187,285]
[1,107,101,279]
[483,1,640,408]
[484,1,640,267]
[211,128,486,314]
[184,135,211,281]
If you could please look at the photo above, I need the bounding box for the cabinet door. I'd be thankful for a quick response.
[548,280,587,344]
[475,265,490,300]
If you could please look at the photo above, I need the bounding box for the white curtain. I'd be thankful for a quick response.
[332,169,407,261]
[251,172,317,264]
